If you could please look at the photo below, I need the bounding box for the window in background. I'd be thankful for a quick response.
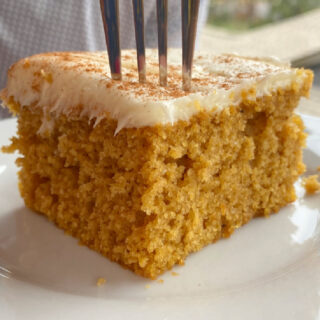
[207,0,320,31]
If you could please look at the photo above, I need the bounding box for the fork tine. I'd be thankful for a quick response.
[181,0,200,91]
[132,0,146,83]
[100,0,122,80]
[157,0,168,87]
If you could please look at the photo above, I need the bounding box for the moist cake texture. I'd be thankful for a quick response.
[1,49,313,278]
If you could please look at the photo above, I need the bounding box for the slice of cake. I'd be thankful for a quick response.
[1,50,313,279]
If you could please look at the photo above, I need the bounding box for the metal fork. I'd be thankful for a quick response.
[100,0,200,91]
[100,0,121,80]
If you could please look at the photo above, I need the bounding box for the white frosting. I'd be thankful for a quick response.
[2,49,309,133]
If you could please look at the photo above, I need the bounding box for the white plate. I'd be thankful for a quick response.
[0,115,319,320]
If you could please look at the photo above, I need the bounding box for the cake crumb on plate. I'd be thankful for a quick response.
[171,272,179,276]
[303,175,320,194]
[96,277,106,287]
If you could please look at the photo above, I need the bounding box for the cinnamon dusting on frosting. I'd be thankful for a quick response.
[9,50,293,101]
[3,49,311,132]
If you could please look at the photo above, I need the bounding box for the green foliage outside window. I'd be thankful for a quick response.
[207,0,320,31]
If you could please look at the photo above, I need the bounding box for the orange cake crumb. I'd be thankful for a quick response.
[96,277,106,287]
[303,175,320,194]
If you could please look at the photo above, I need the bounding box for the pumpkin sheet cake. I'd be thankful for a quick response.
[0,49,313,278]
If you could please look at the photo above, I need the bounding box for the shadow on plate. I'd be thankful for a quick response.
[303,148,320,174]
[0,207,148,298]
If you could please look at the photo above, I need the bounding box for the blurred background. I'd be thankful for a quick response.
[207,0,320,31]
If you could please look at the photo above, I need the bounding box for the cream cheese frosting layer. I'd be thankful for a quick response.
[2,49,309,132]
